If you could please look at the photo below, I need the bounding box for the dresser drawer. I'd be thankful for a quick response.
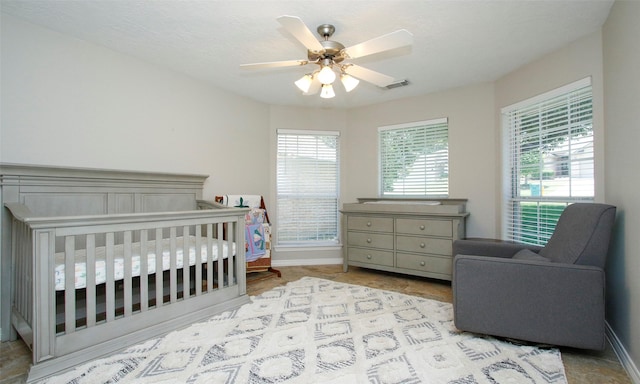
[348,247,394,267]
[396,218,452,237]
[396,253,452,276]
[348,232,394,250]
[347,216,394,232]
[396,236,451,255]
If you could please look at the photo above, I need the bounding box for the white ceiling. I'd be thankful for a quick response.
[1,0,614,109]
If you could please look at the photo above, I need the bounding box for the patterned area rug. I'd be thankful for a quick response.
[40,277,567,383]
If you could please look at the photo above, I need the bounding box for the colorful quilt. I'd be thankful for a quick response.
[245,223,267,262]
[219,196,272,262]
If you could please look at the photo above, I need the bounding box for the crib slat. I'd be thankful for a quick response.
[86,234,96,328]
[36,230,55,362]
[229,221,236,287]
[182,226,190,300]
[26,224,33,323]
[19,224,25,321]
[170,227,177,303]
[13,221,21,320]
[14,221,25,323]
[15,221,32,325]
[105,233,115,322]
[206,224,213,292]
[140,230,149,312]
[27,224,34,323]
[155,229,163,307]
[123,231,132,317]
[195,225,202,296]
[217,222,224,288]
[64,236,76,334]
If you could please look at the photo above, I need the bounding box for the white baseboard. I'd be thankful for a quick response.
[271,258,343,267]
[606,321,640,384]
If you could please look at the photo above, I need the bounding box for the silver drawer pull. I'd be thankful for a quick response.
[366,238,372,243]
[366,221,372,227]
[419,225,425,230]
[420,261,426,266]
[420,243,426,248]
[366,254,372,259]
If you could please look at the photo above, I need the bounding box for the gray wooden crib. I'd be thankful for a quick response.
[0,164,250,382]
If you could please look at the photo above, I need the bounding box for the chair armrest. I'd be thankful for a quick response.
[452,255,606,350]
[453,238,543,258]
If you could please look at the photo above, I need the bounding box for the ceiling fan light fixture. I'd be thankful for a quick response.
[317,65,336,85]
[294,74,313,93]
[340,73,359,92]
[241,16,413,101]
[320,84,335,99]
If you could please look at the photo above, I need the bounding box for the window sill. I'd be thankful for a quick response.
[275,244,343,253]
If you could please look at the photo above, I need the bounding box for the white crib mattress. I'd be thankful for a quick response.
[54,236,235,291]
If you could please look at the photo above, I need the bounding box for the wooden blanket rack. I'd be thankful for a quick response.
[215,195,281,279]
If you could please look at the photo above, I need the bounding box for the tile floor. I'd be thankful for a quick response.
[0,265,632,383]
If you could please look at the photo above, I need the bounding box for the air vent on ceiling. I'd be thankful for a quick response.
[382,79,410,90]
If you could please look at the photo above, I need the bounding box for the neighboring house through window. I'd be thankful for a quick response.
[379,118,449,197]
[502,77,594,245]
[276,129,340,246]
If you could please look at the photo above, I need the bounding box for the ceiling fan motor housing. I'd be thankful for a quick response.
[308,24,346,63]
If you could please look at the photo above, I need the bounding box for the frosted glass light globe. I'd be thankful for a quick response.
[320,84,335,99]
[341,74,359,92]
[294,74,313,93]
[317,66,336,85]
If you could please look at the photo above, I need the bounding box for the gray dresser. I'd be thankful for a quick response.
[341,198,468,281]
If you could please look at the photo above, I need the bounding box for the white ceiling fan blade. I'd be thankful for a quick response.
[240,60,308,70]
[346,65,396,87]
[344,29,413,59]
[277,15,325,53]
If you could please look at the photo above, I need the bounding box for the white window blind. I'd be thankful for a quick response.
[379,118,449,197]
[276,130,340,246]
[502,78,594,245]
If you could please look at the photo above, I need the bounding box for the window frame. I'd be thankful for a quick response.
[275,129,340,248]
[501,77,594,245]
[378,118,449,198]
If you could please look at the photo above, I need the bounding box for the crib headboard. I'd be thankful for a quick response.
[0,163,210,341]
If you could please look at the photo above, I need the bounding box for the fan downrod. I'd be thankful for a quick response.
[308,24,346,64]
[317,24,335,39]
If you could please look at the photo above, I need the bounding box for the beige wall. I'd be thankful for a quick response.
[0,15,271,200]
[345,83,497,238]
[603,1,640,380]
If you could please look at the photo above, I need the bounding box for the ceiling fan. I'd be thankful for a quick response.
[240,15,413,99]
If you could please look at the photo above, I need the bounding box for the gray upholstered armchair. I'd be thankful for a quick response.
[452,203,616,350]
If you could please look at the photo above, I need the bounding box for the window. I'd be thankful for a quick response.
[379,118,449,197]
[502,78,594,245]
[276,130,340,246]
